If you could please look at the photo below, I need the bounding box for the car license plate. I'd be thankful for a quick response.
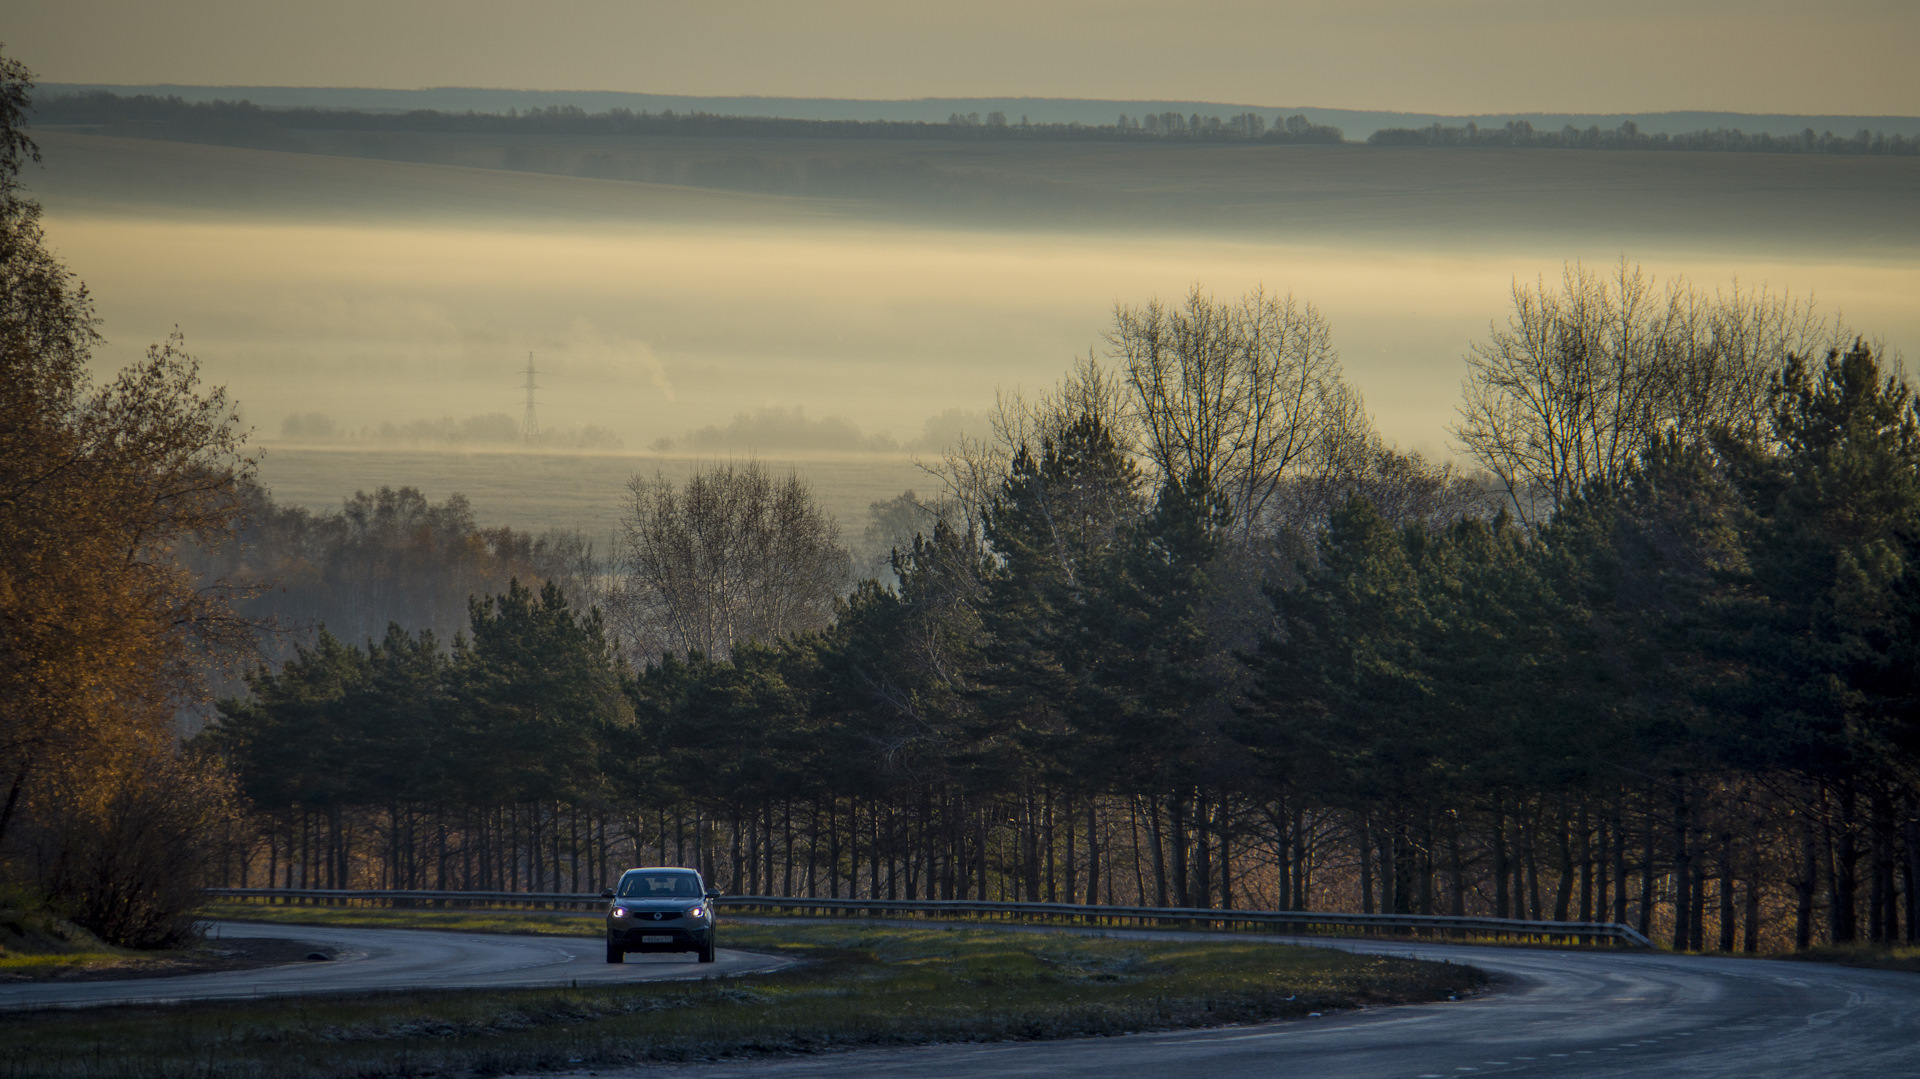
[641,935,672,943]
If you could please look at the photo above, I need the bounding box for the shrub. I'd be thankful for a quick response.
[30,747,241,948]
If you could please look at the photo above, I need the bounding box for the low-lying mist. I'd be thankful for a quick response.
[30,129,1920,532]
[55,213,1920,461]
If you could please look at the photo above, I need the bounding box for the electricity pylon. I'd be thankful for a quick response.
[521,352,539,444]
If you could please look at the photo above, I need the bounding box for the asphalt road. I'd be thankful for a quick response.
[568,930,1920,1079]
[0,920,786,1010]
[8,919,1918,1077]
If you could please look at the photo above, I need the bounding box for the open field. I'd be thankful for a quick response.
[34,129,1920,250]
[0,918,1476,1079]
[254,446,927,539]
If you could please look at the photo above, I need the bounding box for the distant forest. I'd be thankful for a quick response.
[34,92,1345,145]
[1369,118,1920,155]
[36,91,1920,155]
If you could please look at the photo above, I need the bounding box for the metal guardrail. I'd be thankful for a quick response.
[209,888,608,908]
[205,888,1651,948]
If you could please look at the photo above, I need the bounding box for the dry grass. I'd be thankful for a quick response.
[1781,942,1920,974]
[198,901,602,938]
[0,895,131,980]
[2,897,336,983]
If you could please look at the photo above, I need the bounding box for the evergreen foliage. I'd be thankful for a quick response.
[207,316,1920,951]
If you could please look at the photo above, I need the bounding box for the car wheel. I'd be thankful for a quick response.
[606,939,624,964]
[697,939,716,964]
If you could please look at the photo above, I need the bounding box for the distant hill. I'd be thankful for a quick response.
[38,84,1920,140]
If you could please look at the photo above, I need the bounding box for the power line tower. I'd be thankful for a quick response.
[520,352,539,444]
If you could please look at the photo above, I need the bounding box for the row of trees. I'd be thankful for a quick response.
[278,410,623,450]
[39,92,1346,146]
[46,92,1916,156]
[210,266,1917,953]
[184,483,599,668]
[1368,119,1920,156]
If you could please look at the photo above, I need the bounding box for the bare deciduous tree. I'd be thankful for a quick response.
[1107,285,1364,540]
[618,460,850,660]
[918,353,1135,534]
[1454,259,1838,522]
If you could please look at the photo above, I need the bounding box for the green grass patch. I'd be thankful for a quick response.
[0,893,144,981]
[7,912,1484,1078]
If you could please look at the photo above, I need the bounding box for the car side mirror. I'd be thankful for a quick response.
[600,888,615,899]
[704,889,722,900]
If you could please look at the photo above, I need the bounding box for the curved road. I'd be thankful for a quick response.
[7,921,1919,1076]
[600,931,1920,1079]
[0,920,785,1010]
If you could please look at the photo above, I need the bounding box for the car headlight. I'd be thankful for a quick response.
[688,905,706,919]
[611,906,628,918]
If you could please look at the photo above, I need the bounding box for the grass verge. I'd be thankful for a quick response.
[0,895,137,981]
[1782,942,1920,974]
[198,901,602,938]
[3,898,335,983]
[6,912,1485,1078]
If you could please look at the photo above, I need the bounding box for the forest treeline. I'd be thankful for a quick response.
[1368,118,1920,156]
[38,91,1920,155]
[280,409,624,450]
[207,266,1920,956]
[184,483,603,664]
[35,92,1344,145]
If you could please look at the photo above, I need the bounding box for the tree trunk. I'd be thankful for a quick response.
[1493,802,1509,919]
[1220,796,1236,911]
[1833,786,1859,944]
[1085,799,1101,906]
[1043,788,1057,904]
[1063,793,1076,905]
[1359,814,1375,916]
[1449,815,1466,916]
[1553,815,1574,922]
[829,799,841,898]
[1719,830,1736,953]
[1143,797,1169,907]
[1906,809,1920,945]
[1578,807,1594,923]
[0,760,33,849]
[1191,790,1212,910]
[1796,810,1816,950]
[1672,794,1693,951]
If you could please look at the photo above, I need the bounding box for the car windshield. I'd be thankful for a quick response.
[618,872,701,898]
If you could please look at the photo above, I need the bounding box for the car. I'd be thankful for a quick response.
[601,867,721,964]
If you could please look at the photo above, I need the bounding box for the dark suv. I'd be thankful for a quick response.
[601,867,720,963]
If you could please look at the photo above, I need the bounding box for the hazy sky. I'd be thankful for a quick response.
[15,1,1918,115]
